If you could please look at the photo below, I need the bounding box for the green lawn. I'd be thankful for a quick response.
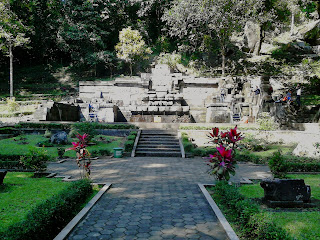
[240,174,320,240]
[0,172,72,232]
[0,134,124,159]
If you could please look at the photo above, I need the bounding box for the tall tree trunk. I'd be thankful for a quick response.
[9,44,13,98]
[254,24,263,56]
[129,62,133,76]
[221,46,226,77]
[290,13,295,35]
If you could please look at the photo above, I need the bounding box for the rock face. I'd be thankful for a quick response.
[50,131,68,145]
[244,21,260,53]
[0,170,7,185]
[260,179,311,203]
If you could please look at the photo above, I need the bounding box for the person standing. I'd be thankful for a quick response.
[253,86,260,105]
[220,88,226,103]
[296,84,301,108]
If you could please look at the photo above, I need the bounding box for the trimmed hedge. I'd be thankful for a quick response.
[0,127,18,134]
[211,181,293,240]
[285,162,320,172]
[0,161,26,170]
[2,179,93,240]
[14,122,138,130]
[124,140,134,152]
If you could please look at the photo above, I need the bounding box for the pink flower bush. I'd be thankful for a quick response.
[207,126,244,181]
[66,133,91,179]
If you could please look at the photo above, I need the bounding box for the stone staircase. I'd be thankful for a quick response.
[134,130,182,157]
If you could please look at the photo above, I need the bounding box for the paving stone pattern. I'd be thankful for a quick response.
[49,157,229,240]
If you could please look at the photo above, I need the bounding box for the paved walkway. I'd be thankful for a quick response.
[48,157,271,240]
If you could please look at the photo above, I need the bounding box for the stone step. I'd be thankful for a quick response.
[138,140,180,144]
[135,151,182,157]
[141,131,177,136]
[136,147,181,151]
[137,144,180,148]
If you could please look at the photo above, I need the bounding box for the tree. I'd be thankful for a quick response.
[244,0,282,56]
[115,26,152,76]
[163,0,244,76]
[277,0,300,35]
[0,0,29,98]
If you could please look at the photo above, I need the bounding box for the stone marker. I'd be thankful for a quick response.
[260,179,311,207]
[50,131,68,145]
[0,170,7,185]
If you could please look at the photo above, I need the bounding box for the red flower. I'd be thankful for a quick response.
[210,127,219,138]
[66,142,81,151]
[220,132,228,138]
[216,145,232,159]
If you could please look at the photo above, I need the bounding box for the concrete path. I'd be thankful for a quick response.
[48,157,271,240]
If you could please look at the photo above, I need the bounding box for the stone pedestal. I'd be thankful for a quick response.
[260,179,312,207]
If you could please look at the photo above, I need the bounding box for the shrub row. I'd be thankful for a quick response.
[0,161,26,170]
[2,179,93,240]
[90,149,111,157]
[124,131,138,152]
[211,181,293,240]
[14,122,138,130]
[0,127,19,134]
[15,122,71,130]
[179,126,258,131]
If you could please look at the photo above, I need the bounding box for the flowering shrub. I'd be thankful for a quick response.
[207,126,244,180]
[66,133,91,179]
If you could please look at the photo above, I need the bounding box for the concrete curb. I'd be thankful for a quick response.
[53,183,112,240]
[131,130,141,157]
[198,183,239,240]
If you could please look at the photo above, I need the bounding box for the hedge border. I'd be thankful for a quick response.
[54,183,112,240]
[1,179,93,240]
[198,184,239,240]
[203,181,293,240]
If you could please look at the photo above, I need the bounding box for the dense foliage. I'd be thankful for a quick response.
[211,181,293,240]
[0,0,320,96]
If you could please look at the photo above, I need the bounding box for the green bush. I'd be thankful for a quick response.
[36,140,54,147]
[124,140,134,152]
[285,162,320,172]
[44,129,52,138]
[0,161,25,169]
[127,135,136,141]
[269,150,287,178]
[57,147,65,159]
[20,147,50,172]
[2,179,92,240]
[0,127,18,134]
[183,142,194,152]
[212,181,293,240]
[72,122,97,140]
[15,122,71,130]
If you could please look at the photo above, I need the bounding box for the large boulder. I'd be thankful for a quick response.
[50,131,68,145]
[244,21,260,53]
[0,170,7,185]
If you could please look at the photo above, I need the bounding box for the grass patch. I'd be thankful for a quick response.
[0,134,124,159]
[240,174,320,240]
[0,172,72,233]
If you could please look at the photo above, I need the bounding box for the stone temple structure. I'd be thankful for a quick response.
[34,64,270,123]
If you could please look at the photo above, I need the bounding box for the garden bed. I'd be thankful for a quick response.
[239,174,320,240]
[0,172,96,240]
[207,174,320,240]
[0,134,124,160]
